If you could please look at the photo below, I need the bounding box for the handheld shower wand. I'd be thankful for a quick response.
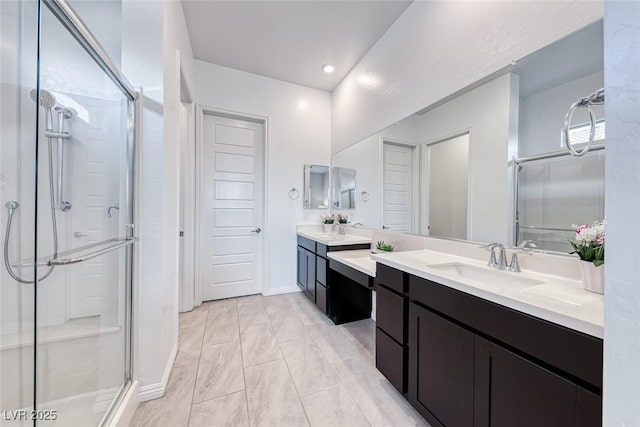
[3,89,69,283]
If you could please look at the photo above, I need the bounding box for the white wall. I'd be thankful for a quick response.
[190,60,332,295]
[332,1,603,154]
[603,1,640,425]
[519,70,604,156]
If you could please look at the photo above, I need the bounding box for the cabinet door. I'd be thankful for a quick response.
[297,246,307,291]
[485,343,578,427]
[306,251,316,300]
[408,303,474,427]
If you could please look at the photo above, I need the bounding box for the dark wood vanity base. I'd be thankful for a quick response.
[296,235,371,324]
[375,263,603,427]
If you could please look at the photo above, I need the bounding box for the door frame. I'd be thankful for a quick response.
[194,105,269,305]
[420,129,472,238]
[379,137,420,233]
[179,101,196,312]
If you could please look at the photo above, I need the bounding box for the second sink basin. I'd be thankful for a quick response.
[426,262,544,292]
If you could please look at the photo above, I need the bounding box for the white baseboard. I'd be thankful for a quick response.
[109,380,139,427]
[138,341,178,402]
[265,286,302,296]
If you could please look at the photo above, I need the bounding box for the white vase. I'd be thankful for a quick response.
[323,224,333,233]
[579,261,604,294]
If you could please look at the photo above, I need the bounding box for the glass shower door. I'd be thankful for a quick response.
[34,3,134,425]
[1,1,135,425]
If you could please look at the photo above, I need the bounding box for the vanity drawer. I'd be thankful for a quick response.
[316,282,327,314]
[376,284,405,344]
[375,264,405,294]
[317,243,328,258]
[297,235,316,253]
[316,257,327,286]
[376,328,405,393]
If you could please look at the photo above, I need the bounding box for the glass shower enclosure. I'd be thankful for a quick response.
[1,0,136,425]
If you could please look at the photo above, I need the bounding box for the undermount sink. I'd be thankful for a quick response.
[426,262,544,292]
[312,233,337,239]
[519,284,596,307]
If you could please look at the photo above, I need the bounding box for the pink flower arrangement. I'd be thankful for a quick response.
[569,221,605,266]
[336,213,349,224]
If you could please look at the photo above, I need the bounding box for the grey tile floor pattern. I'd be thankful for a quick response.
[130,292,429,427]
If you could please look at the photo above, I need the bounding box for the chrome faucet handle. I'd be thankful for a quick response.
[495,244,508,270]
[518,240,538,252]
[480,243,498,249]
[508,253,521,272]
[481,243,500,268]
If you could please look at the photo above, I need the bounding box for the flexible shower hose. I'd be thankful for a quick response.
[4,137,59,283]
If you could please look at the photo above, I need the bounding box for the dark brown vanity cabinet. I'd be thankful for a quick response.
[296,235,369,316]
[374,264,408,393]
[408,303,474,427]
[473,338,602,427]
[374,266,604,427]
[296,243,316,301]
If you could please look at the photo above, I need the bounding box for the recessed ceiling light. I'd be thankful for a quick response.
[322,63,335,74]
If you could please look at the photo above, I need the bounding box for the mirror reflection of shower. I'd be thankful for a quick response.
[3,88,76,283]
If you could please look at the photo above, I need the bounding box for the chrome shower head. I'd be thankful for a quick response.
[30,89,56,108]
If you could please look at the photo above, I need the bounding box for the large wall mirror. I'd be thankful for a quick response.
[331,20,604,253]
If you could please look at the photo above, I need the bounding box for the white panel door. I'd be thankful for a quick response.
[200,114,264,301]
[382,143,414,232]
[427,133,469,239]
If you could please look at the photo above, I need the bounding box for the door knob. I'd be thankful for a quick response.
[251,228,262,234]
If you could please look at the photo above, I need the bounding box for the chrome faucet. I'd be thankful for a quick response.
[482,243,508,270]
[508,240,538,272]
[351,222,364,228]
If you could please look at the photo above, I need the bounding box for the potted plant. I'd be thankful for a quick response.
[321,214,335,233]
[568,221,605,294]
[372,240,394,254]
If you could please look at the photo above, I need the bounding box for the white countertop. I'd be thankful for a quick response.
[371,249,604,339]
[297,230,372,247]
[326,250,376,277]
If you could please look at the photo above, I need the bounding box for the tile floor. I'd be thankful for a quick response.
[130,292,428,427]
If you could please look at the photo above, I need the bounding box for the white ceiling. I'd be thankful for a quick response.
[181,0,412,92]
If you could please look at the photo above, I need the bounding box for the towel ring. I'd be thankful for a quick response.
[288,187,300,200]
[563,88,604,157]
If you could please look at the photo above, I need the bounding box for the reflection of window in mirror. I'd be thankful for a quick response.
[562,120,605,148]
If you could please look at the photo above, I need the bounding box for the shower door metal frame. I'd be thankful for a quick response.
[36,0,139,424]
[510,143,605,247]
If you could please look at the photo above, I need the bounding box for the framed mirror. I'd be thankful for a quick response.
[303,164,330,209]
[332,167,356,210]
